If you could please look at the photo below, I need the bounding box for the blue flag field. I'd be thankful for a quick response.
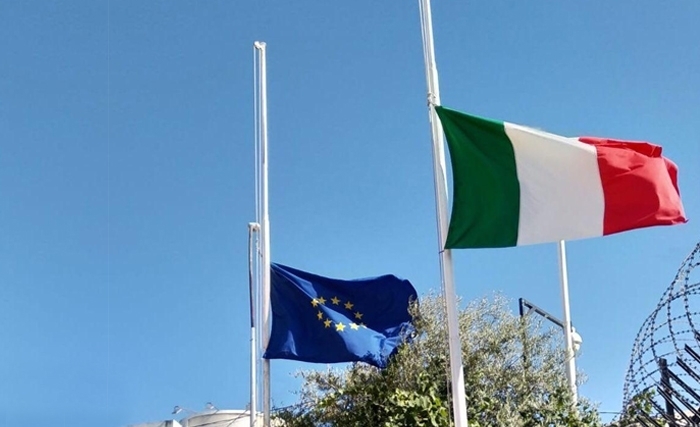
[263,263,418,369]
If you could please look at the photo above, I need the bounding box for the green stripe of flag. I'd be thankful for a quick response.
[435,106,520,248]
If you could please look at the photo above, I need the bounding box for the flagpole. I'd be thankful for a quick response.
[557,240,578,404]
[254,40,272,427]
[248,222,260,427]
[418,1,468,426]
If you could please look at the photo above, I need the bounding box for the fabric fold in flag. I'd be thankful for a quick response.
[263,263,418,369]
[435,105,687,249]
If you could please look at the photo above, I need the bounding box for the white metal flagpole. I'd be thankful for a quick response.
[248,222,260,427]
[418,0,469,426]
[557,240,578,404]
[254,40,272,427]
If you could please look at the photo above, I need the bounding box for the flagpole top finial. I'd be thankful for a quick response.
[254,41,267,50]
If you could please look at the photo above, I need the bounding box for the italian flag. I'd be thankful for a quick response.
[435,106,686,249]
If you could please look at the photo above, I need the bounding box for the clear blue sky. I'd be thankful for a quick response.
[1,1,698,426]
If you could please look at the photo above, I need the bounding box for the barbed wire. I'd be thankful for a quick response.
[622,239,700,416]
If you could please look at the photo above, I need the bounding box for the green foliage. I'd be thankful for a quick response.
[606,389,656,427]
[275,294,603,427]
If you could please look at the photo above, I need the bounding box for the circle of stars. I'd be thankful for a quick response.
[311,296,367,332]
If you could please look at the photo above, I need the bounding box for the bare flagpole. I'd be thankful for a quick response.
[557,240,578,404]
[418,0,468,426]
[254,40,272,427]
[248,222,260,427]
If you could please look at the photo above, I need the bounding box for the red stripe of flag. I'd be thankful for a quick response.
[579,137,687,236]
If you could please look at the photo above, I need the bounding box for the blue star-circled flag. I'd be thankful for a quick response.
[263,263,418,369]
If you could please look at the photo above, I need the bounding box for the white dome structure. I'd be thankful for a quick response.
[180,410,265,427]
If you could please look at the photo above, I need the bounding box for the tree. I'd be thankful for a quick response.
[275,293,603,427]
[605,389,656,427]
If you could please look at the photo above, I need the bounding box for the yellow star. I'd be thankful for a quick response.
[344,301,354,310]
[354,311,363,320]
[318,296,327,305]
[350,322,360,330]
[331,296,341,305]
[324,319,332,328]
[335,322,345,332]
[317,311,323,320]
[360,323,367,329]
[311,298,319,307]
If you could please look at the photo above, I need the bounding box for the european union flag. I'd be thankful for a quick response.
[263,263,418,369]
